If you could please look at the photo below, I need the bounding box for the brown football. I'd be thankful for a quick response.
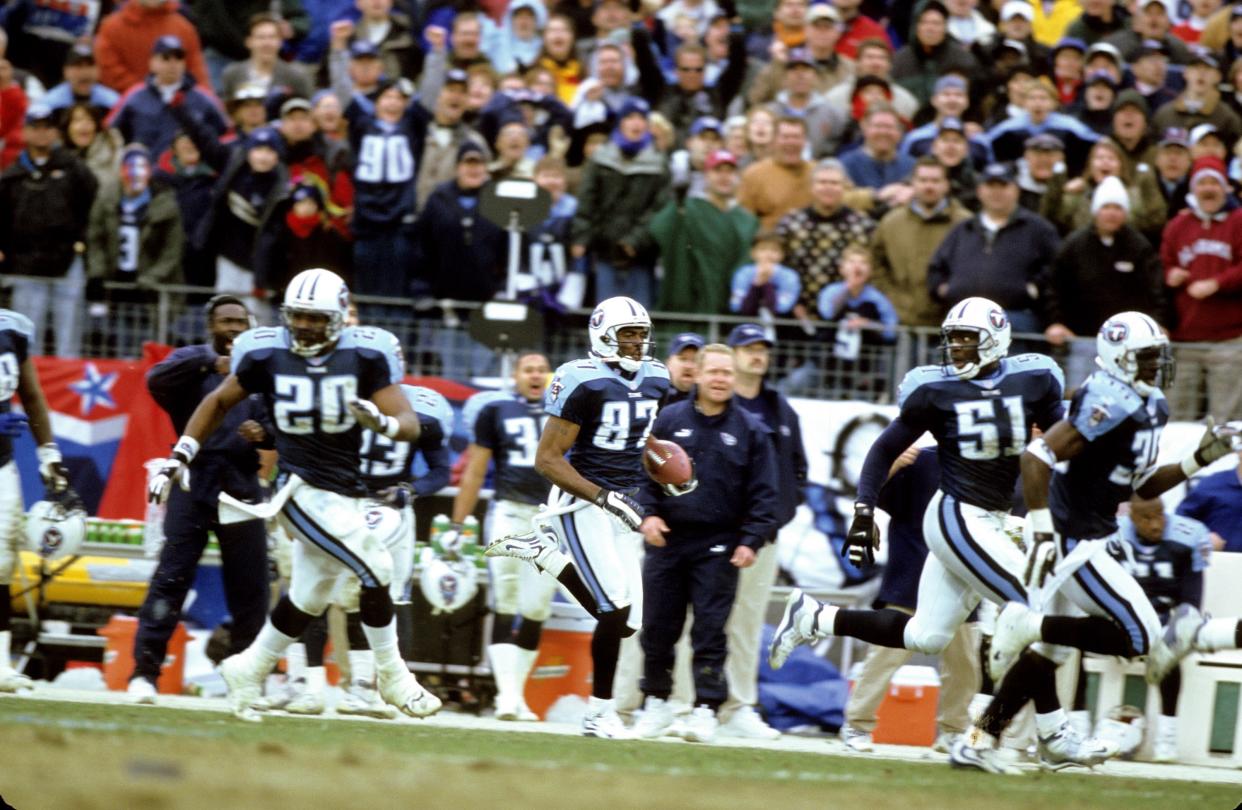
[642,435,694,486]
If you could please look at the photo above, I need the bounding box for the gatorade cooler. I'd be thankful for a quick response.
[524,601,597,719]
[871,665,941,746]
[98,614,188,695]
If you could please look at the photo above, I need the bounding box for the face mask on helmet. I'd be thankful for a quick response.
[1095,313,1173,395]
[282,269,350,357]
[939,299,1011,380]
[24,492,87,561]
[588,297,655,373]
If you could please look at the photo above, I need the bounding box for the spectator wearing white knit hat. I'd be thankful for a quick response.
[1045,174,1165,387]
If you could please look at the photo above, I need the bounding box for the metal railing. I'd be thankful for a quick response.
[9,282,1232,420]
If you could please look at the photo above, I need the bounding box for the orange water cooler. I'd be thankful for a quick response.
[855,664,941,746]
[98,614,188,695]
[523,602,597,719]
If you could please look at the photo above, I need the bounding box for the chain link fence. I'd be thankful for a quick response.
[9,282,1228,419]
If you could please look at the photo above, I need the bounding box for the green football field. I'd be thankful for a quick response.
[0,696,1239,810]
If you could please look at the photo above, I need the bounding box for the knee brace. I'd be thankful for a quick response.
[358,585,395,627]
[270,596,317,639]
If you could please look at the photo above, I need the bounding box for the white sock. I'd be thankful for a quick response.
[513,647,538,695]
[349,649,376,686]
[488,642,518,699]
[1196,618,1238,652]
[0,629,10,669]
[304,666,326,694]
[811,604,838,637]
[253,622,297,669]
[285,643,307,682]
[1157,714,1177,735]
[588,695,614,713]
[1035,708,1067,738]
[362,619,402,672]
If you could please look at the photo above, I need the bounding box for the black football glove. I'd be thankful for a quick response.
[844,503,880,566]
[594,488,644,531]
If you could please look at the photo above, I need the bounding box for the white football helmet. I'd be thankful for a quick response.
[24,495,87,561]
[588,296,654,373]
[1095,311,1173,396]
[419,557,479,614]
[940,297,1012,380]
[402,385,454,441]
[282,268,350,357]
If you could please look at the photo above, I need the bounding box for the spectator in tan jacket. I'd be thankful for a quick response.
[737,115,813,229]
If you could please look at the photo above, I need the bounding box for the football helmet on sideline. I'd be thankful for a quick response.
[24,491,87,561]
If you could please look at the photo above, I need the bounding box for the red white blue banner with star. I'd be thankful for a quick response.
[13,348,488,520]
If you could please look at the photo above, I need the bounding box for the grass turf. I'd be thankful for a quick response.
[0,698,1237,810]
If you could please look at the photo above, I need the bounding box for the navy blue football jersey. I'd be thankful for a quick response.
[231,325,403,495]
[472,392,553,506]
[1050,371,1169,539]
[0,310,32,468]
[896,354,1065,512]
[1117,512,1210,618]
[360,386,453,496]
[545,358,671,491]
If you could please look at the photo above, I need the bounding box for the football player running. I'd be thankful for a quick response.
[0,309,70,691]
[767,297,1115,772]
[989,312,1240,690]
[486,297,669,738]
[147,268,441,722]
[453,353,556,722]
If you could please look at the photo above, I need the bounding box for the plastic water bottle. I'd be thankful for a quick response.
[460,516,479,548]
[429,513,453,556]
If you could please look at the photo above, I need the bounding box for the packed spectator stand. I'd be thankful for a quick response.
[1,0,1240,416]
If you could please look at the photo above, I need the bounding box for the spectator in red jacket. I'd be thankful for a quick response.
[0,56,28,170]
[94,0,211,93]
[1159,156,1242,420]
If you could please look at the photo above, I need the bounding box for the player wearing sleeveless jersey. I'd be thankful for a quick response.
[147,268,441,722]
[485,297,670,738]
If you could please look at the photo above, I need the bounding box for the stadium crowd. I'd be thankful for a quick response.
[2,0,1242,764]
[0,0,1241,416]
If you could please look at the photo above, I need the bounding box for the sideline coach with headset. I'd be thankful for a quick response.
[633,343,780,739]
[128,295,273,698]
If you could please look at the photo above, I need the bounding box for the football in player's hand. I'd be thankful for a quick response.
[642,435,694,487]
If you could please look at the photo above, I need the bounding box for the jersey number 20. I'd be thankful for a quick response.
[954,396,1026,460]
[274,374,358,434]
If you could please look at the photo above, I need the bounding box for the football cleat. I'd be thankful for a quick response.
[582,697,633,739]
[932,732,960,754]
[283,687,326,716]
[1145,603,1204,684]
[632,696,676,739]
[718,705,781,740]
[127,677,157,705]
[948,737,1024,775]
[840,724,875,753]
[683,706,718,743]
[218,653,268,723]
[987,602,1042,682]
[768,588,828,670]
[1036,724,1119,771]
[338,680,398,719]
[0,668,34,693]
[484,529,564,573]
[377,667,442,718]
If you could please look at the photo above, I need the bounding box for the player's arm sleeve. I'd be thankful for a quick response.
[545,373,588,425]
[413,421,452,497]
[146,345,215,408]
[739,424,781,548]
[856,416,924,508]
[472,403,499,450]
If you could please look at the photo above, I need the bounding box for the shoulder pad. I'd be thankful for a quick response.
[0,309,35,342]
[462,390,513,432]
[339,326,404,382]
[402,384,454,439]
[1072,372,1145,440]
[897,365,949,409]
[1166,514,1210,553]
[1006,353,1066,395]
[230,327,286,373]
[644,360,670,381]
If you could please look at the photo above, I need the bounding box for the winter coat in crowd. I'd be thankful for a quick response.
[0,146,98,278]
[571,140,670,267]
[1046,223,1165,335]
[871,196,972,327]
